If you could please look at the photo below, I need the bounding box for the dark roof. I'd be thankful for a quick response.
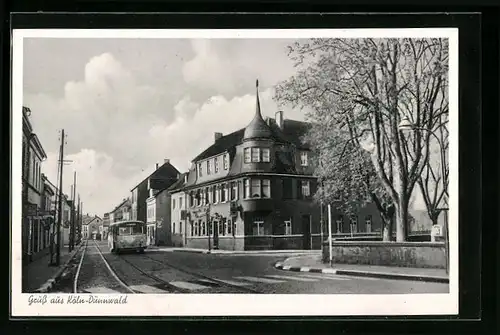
[192,118,310,164]
[111,199,130,213]
[243,85,273,141]
[131,161,180,191]
[165,172,188,193]
[192,129,245,162]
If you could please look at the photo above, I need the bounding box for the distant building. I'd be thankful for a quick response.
[130,160,180,224]
[110,198,131,223]
[168,173,189,247]
[22,106,48,263]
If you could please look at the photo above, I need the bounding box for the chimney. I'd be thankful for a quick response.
[275,111,284,129]
[214,132,223,142]
[155,163,159,170]
[164,159,170,164]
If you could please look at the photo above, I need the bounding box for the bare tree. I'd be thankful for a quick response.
[275,38,449,241]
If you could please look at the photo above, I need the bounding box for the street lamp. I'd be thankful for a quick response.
[398,117,449,275]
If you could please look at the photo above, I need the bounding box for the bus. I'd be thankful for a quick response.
[108,220,147,254]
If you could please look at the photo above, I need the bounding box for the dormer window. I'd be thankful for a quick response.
[223,154,229,170]
[244,147,271,163]
[251,148,260,162]
[300,151,308,166]
[215,157,219,173]
[198,163,203,177]
[207,160,211,175]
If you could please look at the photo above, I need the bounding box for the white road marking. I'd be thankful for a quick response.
[265,275,319,282]
[169,281,211,290]
[83,286,123,294]
[234,276,286,284]
[298,274,351,281]
[214,279,252,286]
[128,284,171,293]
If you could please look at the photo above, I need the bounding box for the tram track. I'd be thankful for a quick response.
[139,253,262,294]
[76,240,261,294]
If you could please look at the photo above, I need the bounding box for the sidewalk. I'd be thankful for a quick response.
[275,254,449,283]
[147,245,321,256]
[23,243,82,293]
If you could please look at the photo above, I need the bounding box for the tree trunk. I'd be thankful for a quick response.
[395,197,409,242]
[382,215,394,241]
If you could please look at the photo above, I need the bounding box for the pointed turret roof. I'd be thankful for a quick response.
[243,79,273,141]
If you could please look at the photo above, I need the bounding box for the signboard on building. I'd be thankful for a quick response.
[25,203,38,216]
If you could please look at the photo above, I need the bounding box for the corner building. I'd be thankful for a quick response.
[183,82,320,251]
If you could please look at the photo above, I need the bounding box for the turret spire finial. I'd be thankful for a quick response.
[255,79,261,117]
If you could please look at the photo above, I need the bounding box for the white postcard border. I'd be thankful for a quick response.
[11,28,459,317]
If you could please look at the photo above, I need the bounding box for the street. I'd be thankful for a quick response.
[51,240,449,295]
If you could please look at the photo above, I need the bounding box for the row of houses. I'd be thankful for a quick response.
[22,106,82,264]
[104,83,411,251]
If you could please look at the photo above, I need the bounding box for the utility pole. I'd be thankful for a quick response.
[327,204,333,267]
[56,129,65,266]
[70,171,76,251]
[76,194,80,244]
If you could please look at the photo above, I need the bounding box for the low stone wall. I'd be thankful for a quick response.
[322,241,446,269]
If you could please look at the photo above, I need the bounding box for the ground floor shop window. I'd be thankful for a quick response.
[336,215,343,234]
[284,219,292,235]
[252,220,264,236]
[365,215,372,233]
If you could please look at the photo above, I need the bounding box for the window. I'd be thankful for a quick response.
[223,154,229,170]
[244,179,250,199]
[365,215,372,233]
[215,157,219,173]
[244,148,251,163]
[227,219,232,235]
[190,222,194,236]
[231,182,238,200]
[205,188,209,205]
[201,221,206,236]
[207,160,211,175]
[219,220,224,235]
[301,181,311,197]
[285,220,292,235]
[172,222,176,234]
[253,220,265,236]
[262,179,271,198]
[198,163,203,177]
[300,151,309,166]
[336,215,343,234]
[179,197,183,209]
[350,216,358,233]
[172,199,176,209]
[180,222,183,234]
[215,186,220,203]
[251,179,261,198]
[209,220,213,235]
[222,184,229,202]
[262,148,270,162]
[251,148,260,162]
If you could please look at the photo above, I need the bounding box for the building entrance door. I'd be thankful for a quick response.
[302,215,311,250]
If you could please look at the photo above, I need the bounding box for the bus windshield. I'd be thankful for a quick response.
[117,223,144,236]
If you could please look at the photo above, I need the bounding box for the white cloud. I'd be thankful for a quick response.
[148,88,306,173]
[182,39,296,95]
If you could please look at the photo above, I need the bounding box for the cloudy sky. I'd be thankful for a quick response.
[23,37,310,216]
[22,36,430,218]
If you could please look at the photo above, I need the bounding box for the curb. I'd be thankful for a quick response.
[33,242,86,293]
[168,248,320,256]
[274,262,449,284]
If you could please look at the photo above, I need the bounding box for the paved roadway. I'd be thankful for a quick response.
[55,240,449,294]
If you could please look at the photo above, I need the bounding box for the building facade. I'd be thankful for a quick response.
[130,160,180,224]
[146,185,175,246]
[22,106,49,263]
[168,174,188,247]
[102,213,110,239]
[110,198,131,223]
[181,84,321,251]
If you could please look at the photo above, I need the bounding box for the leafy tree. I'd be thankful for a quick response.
[276,38,448,241]
[306,117,395,241]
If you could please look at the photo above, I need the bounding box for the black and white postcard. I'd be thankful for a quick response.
[11,27,458,317]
